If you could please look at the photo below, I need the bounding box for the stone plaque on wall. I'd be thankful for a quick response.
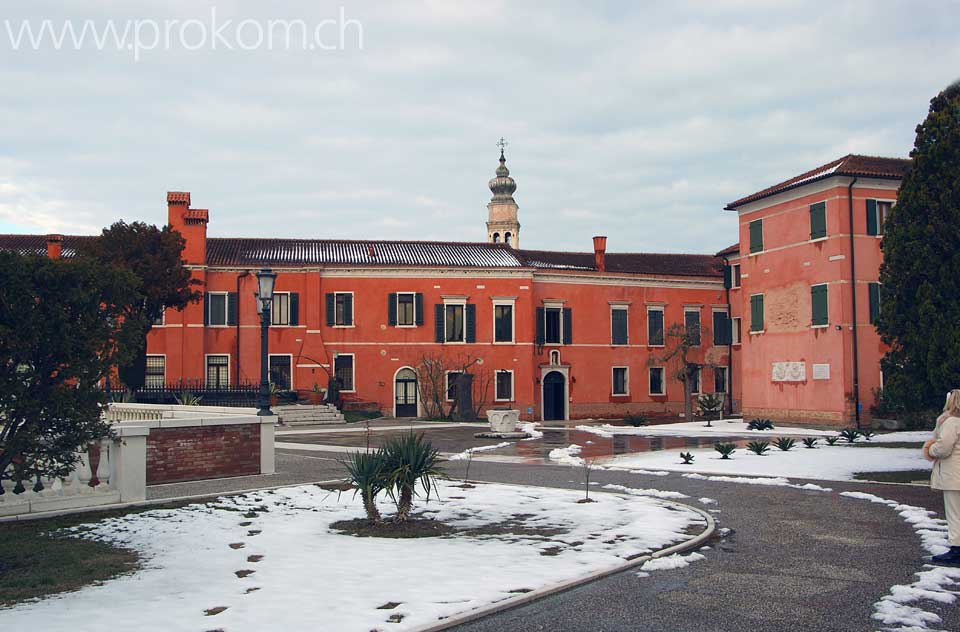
[812,364,830,380]
[772,361,806,382]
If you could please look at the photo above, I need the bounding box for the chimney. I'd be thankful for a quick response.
[166,191,208,265]
[593,235,607,272]
[46,234,63,259]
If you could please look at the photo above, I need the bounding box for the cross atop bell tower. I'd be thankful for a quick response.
[486,139,520,248]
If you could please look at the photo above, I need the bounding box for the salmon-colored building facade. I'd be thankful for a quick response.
[1,152,911,426]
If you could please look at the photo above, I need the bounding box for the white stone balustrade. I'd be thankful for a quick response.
[0,424,149,519]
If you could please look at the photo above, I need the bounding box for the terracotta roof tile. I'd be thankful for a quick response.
[166,191,191,205]
[518,249,723,277]
[0,234,96,258]
[716,243,740,257]
[725,154,910,210]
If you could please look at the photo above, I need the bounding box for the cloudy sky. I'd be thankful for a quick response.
[1,1,957,254]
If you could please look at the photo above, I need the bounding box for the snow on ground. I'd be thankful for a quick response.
[840,491,960,631]
[448,442,512,460]
[639,551,706,572]
[548,444,585,466]
[519,422,544,440]
[578,420,932,442]
[602,483,689,500]
[681,473,832,492]
[2,482,705,632]
[604,444,930,482]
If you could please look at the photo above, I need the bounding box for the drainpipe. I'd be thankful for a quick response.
[847,177,861,429]
[237,271,251,385]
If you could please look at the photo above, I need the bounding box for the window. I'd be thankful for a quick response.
[397,293,415,326]
[145,355,165,388]
[811,284,828,327]
[750,294,764,332]
[333,354,355,392]
[866,199,892,236]
[684,308,701,346]
[732,264,741,288]
[492,233,500,243]
[869,282,882,325]
[271,292,299,326]
[690,367,701,395]
[435,302,475,343]
[504,232,512,246]
[205,292,237,327]
[809,201,827,240]
[446,304,464,342]
[446,371,463,401]
[612,367,628,396]
[495,370,513,401]
[649,367,665,395]
[550,350,561,366]
[713,310,731,345]
[749,219,763,253]
[325,292,354,326]
[731,317,742,344]
[494,303,514,343]
[714,367,728,393]
[545,307,562,344]
[152,311,165,326]
[647,307,664,346]
[389,292,422,327]
[611,307,628,345]
[206,355,229,388]
[269,355,292,390]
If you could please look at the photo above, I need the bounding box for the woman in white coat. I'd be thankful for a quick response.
[924,389,960,566]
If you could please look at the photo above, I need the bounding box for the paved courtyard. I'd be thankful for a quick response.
[143,419,953,631]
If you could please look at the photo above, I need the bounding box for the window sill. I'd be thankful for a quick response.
[493,341,515,345]
[395,324,418,329]
[647,344,666,348]
[749,330,764,335]
[810,324,829,329]
[206,325,231,328]
[611,393,630,398]
[443,340,467,345]
[809,237,827,244]
[494,398,515,403]
[649,392,666,397]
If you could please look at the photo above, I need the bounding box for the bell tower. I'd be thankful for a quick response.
[486,138,520,248]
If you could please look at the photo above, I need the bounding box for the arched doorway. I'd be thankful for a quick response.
[394,368,418,417]
[542,371,566,421]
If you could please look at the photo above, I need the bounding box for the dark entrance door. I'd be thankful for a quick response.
[395,368,418,417]
[543,371,566,421]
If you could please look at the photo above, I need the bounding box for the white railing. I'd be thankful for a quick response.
[105,403,258,421]
[0,424,149,519]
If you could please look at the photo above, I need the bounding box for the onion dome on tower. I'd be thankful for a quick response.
[486,139,521,248]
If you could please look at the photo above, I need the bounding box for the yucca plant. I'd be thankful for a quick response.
[747,419,775,431]
[839,428,860,443]
[174,390,203,405]
[680,451,695,464]
[802,437,819,449]
[714,443,736,459]
[825,436,839,446]
[381,432,445,522]
[747,440,770,456]
[774,437,796,451]
[861,429,876,441]
[341,449,387,524]
[625,414,648,427]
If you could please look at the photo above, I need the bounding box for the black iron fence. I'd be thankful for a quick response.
[107,380,262,408]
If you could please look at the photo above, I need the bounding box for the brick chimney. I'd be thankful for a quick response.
[166,191,208,265]
[46,234,63,259]
[593,235,607,272]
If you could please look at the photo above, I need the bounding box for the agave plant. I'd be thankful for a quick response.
[174,390,203,405]
[774,437,796,451]
[714,443,736,460]
[839,428,861,443]
[802,437,819,449]
[747,440,770,456]
[861,429,876,441]
[747,419,775,431]
[680,451,695,464]
[381,433,445,522]
[341,449,387,523]
[825,436,839,446]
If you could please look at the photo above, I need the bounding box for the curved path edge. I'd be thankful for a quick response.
[415,490,717,632]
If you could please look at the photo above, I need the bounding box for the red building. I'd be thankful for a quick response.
[0,154,732,421]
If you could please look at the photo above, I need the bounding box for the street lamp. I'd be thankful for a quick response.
[255,268,277,417]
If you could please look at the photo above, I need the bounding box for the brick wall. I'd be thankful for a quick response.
[146,423,261,484]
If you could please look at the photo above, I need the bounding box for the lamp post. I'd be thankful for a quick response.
[255,268,277,417]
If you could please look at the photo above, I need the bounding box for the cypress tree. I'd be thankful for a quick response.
[878,81,960,416]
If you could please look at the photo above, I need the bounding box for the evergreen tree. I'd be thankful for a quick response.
[82,222,201,389]
[878,81,960,415]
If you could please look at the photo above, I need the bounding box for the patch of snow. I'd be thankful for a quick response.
[698,498,717,505]
[6,481,704,632]
[448,442,511,461]
[576,420,839,439]
[682,472,832,492]
[635,571,651,578]
[518,422,543,441]
[628,469,670,476]
[640,552,706,572]
[606,444,928,482]
[602,483,689,500]
[548,444,585,466]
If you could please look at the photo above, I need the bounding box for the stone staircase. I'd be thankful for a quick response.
[273,403,346,426]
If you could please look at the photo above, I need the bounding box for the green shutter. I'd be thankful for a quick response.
[809,202,826,240]
[749,219,763,253]
[750,295,764,332]
[289,293,299,326]
[343,294,353,326]
[465,304,476,343]
[434,304,444,342]
[203,292,210,326]
[713,311,730,345]
[414,293,424,326]
[866,199,878,236]
[325,293,335,326]
[811,285,828,326]
[387,293,397,326]
[723,265,732,289]
[869,283,881,325]
[562,308,572,345]
[611,309,628,345]
[227,293,238,326]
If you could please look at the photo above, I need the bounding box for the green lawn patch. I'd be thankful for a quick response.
[343,410,383,423]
